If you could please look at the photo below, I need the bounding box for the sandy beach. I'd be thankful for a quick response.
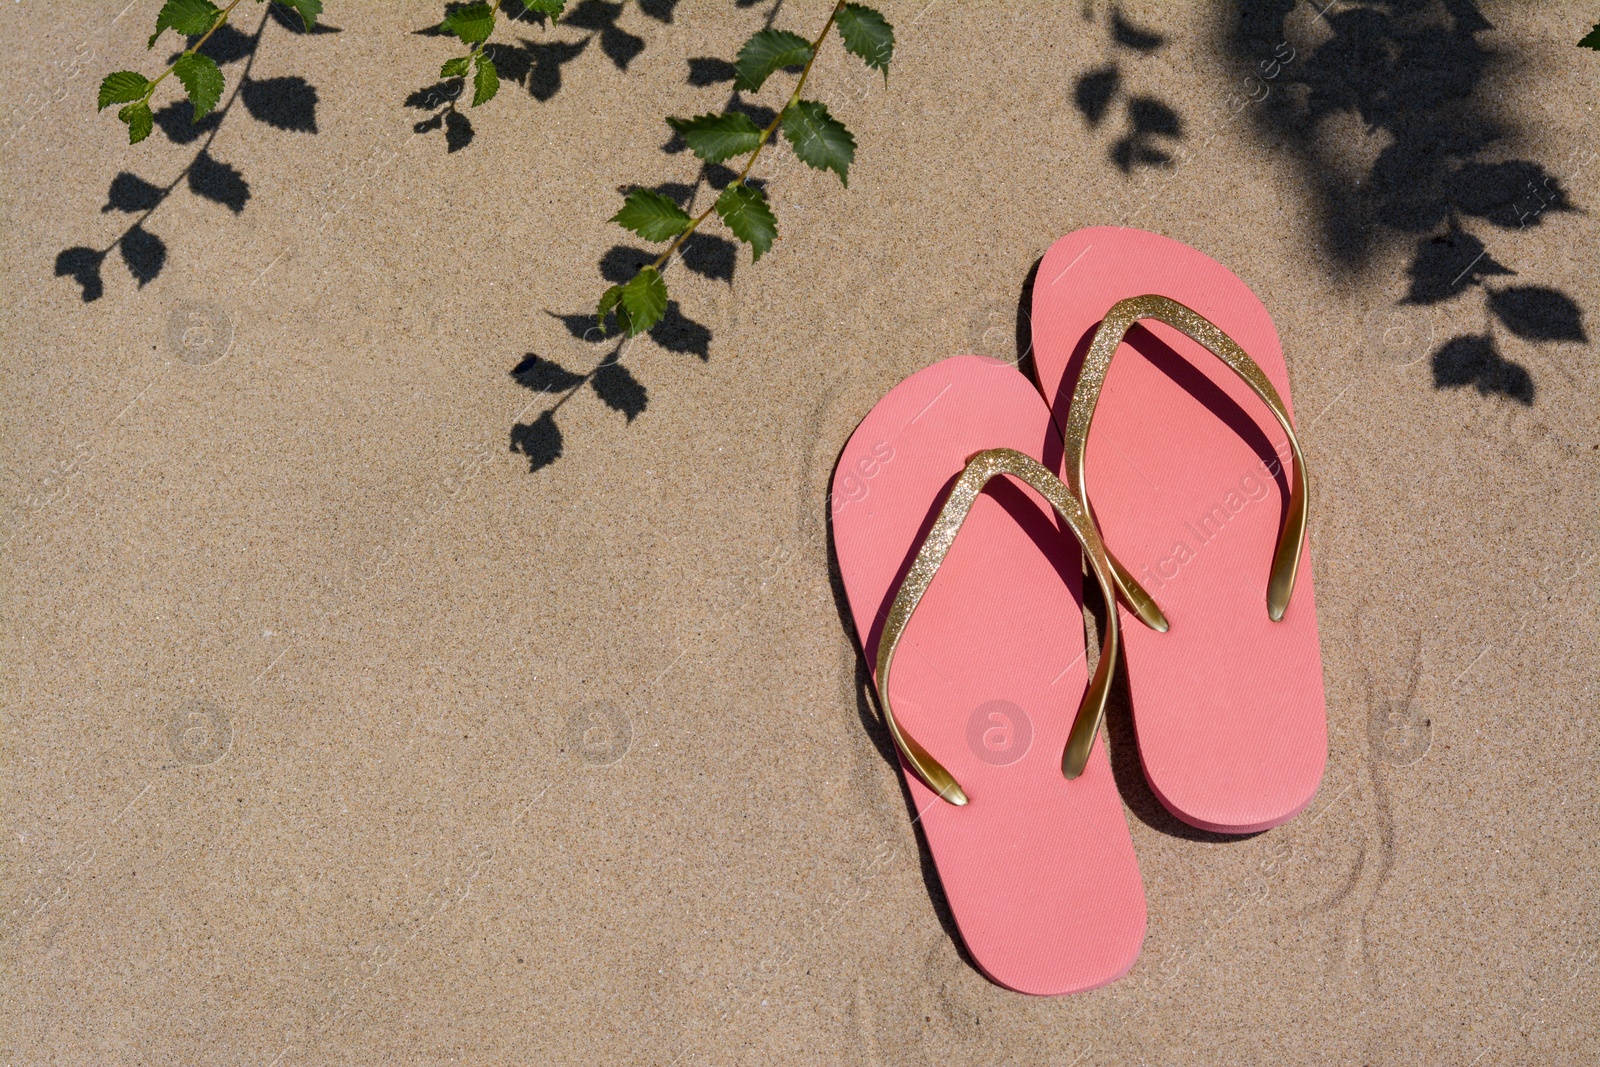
[3,1,1596,1062]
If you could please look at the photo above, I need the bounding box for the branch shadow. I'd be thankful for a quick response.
[55,4,323,302]
[506,0,789,474]
[407,0,683,147]
[1228,0,1586,403]
[507,297,711,473]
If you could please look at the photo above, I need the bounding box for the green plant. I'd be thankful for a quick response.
[433,1,567,107]
[597,1,894,336]
[97,0,321,143]
[93,0,893,338]
[1580,22,1600,49]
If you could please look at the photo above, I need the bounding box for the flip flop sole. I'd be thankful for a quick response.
[832,355,1145,995]
[1031,227,1328,834]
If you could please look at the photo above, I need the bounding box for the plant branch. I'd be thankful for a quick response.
[473,0,507,60]
[143,0,252,102]
[648,0,848,273]
[97,7,271,253]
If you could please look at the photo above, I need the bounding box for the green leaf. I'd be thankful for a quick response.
[118,101,154,144]
[441,2,496,45]
[472,53,499,105]
[147,0,221,48]
[610,189,692,242]
[665,111,762,164]
[617,268,668,336]
[440,56,470,78]
[1581,23,1600,49]
[733,29,813,93]
[836,4,894,78]
[715,184,778,262]
[597,269,669,337]
[98,71,150,110]
[782,100,856,186]
[173,52,225,119]
[520,0,566,17]
[277,0,323,31]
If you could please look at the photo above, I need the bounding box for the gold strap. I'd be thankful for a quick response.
[1060,295,1309,628]
[873,448,1124,805]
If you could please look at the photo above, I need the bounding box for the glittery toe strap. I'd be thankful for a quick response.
[1061,295,1310,628]
[873,448,1124,805]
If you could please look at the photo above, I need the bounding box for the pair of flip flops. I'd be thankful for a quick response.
[832,227,1328,996]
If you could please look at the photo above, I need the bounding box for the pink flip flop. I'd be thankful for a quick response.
[831,355,1145,995]
[1029,226,1328,835]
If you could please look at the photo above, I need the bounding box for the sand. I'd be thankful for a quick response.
[2,1,1596,1063]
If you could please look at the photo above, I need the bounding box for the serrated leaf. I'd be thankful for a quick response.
[1582,23,1600,49]
[472,53,499,105]
[277,0,322,31]
[618,268,668,336]
[521,0,566,17]
[118,101,154,143]
[442,2,496,44]
[610,189,692,242]
[715,183,777,262]
[440,56,470,78]
[733,29,813,93]
[782,100,855,186]
[173,53,225,119]
[148,0,221,48]
[99,71,151,110]
[836,4,893,78]
[666,111,762,165]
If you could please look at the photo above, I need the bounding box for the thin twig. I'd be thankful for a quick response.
[649,0,848,272]
[141,0,252,102]
[472,0,508,62]
[100,6,271,253]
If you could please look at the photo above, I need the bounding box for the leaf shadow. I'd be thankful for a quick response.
[562,0,645,71]
[490,37,593,101]
[1070,8,1186,175]
[687,56,738,86]
[1430,334,1534,404]
[507,296,711,473]
[55,6,321,302]
[1227,0,1586,403]
[507,0,796,473]
[408,0,677,145]
[1112,6,1166,53]
[241,75,319,132]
